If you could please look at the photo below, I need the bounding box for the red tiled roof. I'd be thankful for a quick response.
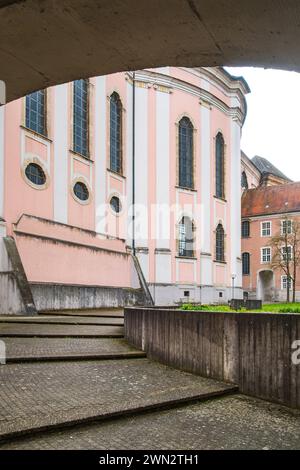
[242,182,300,218]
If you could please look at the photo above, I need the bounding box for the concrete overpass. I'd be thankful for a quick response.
[1,0,300,102]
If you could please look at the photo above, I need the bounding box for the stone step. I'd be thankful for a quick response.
[6,351,146,363]
[39,309,124,318]
[2,337,145,363]
[0,323,124,338]
[0,358,237,441]
[0,315,124,326]
[1,394,299,450]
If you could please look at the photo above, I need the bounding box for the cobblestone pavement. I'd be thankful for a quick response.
[0,358,235,438]
[1,395,299,450]
[0,323,124,337]
[0,316,124,326]
[3,337,144,360]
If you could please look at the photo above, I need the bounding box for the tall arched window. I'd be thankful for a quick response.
[178,117,194,189]
[73,79,89,157]
[215,132,225,199]
[242,252,250,275]
[241,171,248,190]
[215,223,225,262]
[110,92,122,173]
[26,90,46,136]
[178,216,195,257]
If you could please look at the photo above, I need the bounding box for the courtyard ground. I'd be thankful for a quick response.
[0,309,299,450]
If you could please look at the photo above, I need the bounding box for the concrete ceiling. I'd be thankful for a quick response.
[1,0,300,102]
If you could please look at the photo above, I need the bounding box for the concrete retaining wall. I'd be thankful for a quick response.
[0,225,33,315]
[32,283,147,311]
[125,308,300,409]
[0,272,26,315]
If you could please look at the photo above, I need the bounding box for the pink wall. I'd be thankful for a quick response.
[170,86,200,285]
[4,99,54,232]
[1,67,247,294]
[242,215,300,292]
[210,106,232,286]
[16,235,132,286]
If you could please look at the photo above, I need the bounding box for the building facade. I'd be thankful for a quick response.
[241,155,300,301]
[0,67,249,313]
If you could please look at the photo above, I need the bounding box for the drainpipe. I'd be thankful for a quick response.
[132,71,136,256]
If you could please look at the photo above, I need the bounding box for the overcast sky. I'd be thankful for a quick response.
[226,67,300,181]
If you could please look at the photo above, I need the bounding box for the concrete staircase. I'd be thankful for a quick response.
[0,309,237,443]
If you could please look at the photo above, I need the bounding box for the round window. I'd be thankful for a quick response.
[25,163,46,186]
[110,196,121,213]
[73,182,89,201]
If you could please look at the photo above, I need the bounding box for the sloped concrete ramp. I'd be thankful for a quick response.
[0,357,236,440]
[0,310,237,442]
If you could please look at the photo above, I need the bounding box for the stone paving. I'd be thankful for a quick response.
[0,323,124,337]
[0,358,236,439]
[3,337,146,362]
[1,395,299,450]
[41,309,124,317]
[0,315,124,326]
[1,308,299,450]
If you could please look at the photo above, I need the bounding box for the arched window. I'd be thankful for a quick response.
[215,223,225,262]
[110,196,122,214]
[241,171,248,190]
[178,117,194,189]
[241,220,250,238]
[242,252,250,275]
[26,90,46,136]
[178,216,195,257]
[215,132,225,199]
[73,79,89,157]
[110,92,123,173]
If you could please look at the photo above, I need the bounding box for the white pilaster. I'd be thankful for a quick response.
[135,85,148,247]
[230,105,242,287]
[200,102,212,285]
[126,80,133,246]
[95,76,107,234]
[53,84,68,223]
[156,90,170,248]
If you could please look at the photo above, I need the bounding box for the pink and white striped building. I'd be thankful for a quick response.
[0,67,249,314]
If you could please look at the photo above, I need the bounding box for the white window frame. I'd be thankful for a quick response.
[281,275,292,290]
[281,219,293,235]
[261,246,271,264]
[261,221,272,237]
[281,245,293,261]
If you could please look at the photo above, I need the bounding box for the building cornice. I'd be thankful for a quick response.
[126,69,247,126]
[242,210,300,221]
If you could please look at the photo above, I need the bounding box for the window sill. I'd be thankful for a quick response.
[70,149,93,163]
[214,195,227,203]
[176,255,197,260]
[176,185,197,192]
[213,260,227,264]
[20,125,52,143]
[107,168,125,179]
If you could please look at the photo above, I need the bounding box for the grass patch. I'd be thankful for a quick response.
[180,303,300,313]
